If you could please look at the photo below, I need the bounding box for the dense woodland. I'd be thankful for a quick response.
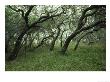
[5,5,106,71]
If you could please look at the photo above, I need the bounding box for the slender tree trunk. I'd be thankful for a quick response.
[60,36,63,47]
[49,38,56,51]
[60,31,65,47]
[50,28,61,51]
[74,40,80,51]
[74,31,92,50]
[49,22,63,51]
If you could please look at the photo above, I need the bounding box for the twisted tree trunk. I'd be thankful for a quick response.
[61,5,105,54]
[8,6,64,61]
[61,20,105,54]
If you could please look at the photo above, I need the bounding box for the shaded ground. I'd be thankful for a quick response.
[5,43,106,71]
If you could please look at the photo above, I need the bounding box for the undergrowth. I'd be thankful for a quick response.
[5,43,106,71]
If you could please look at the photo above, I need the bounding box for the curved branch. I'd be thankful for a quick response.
[80,20,105,31]
[30,11,64,28]
[9,5,24,17]
[61,20,105,54]
[74,32,92,50]
[74,27,100,50]
[9,5,34,27]
[76,5,104,31]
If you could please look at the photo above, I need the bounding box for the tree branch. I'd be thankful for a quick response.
[24,6,35,26]
[30,12,63,28]
[34,33,54,49]
[69,20,105,45]
[25,6,34,17]
[80,20,105,31]
[74,27,101,50]
[9,5,34,27]
[9,5,24,17]
[76,5,104,31]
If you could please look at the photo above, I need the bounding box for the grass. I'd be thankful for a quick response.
[5,42,106,71]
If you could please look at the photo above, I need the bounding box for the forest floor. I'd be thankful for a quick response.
[5,43,106,71]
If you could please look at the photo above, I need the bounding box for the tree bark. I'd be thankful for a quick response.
[8,6,64,61]
[50,22,62,51]
[74,31,93,50]
[61,31,77,54]
[61,5,105,54]
[8,28,29,60]
[60,30,65,47]
[49,32,60,51]
[61,20,105,54]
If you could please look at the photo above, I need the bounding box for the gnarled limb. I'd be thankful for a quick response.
[61,20,105,54]
[8,6,64,61]
[8,6,35,60]
[61,5,106,54]
[9,5,24,17]
[76,5,104,31]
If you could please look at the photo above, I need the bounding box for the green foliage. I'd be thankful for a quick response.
[5,42,106,71]
[5,5,106,70]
